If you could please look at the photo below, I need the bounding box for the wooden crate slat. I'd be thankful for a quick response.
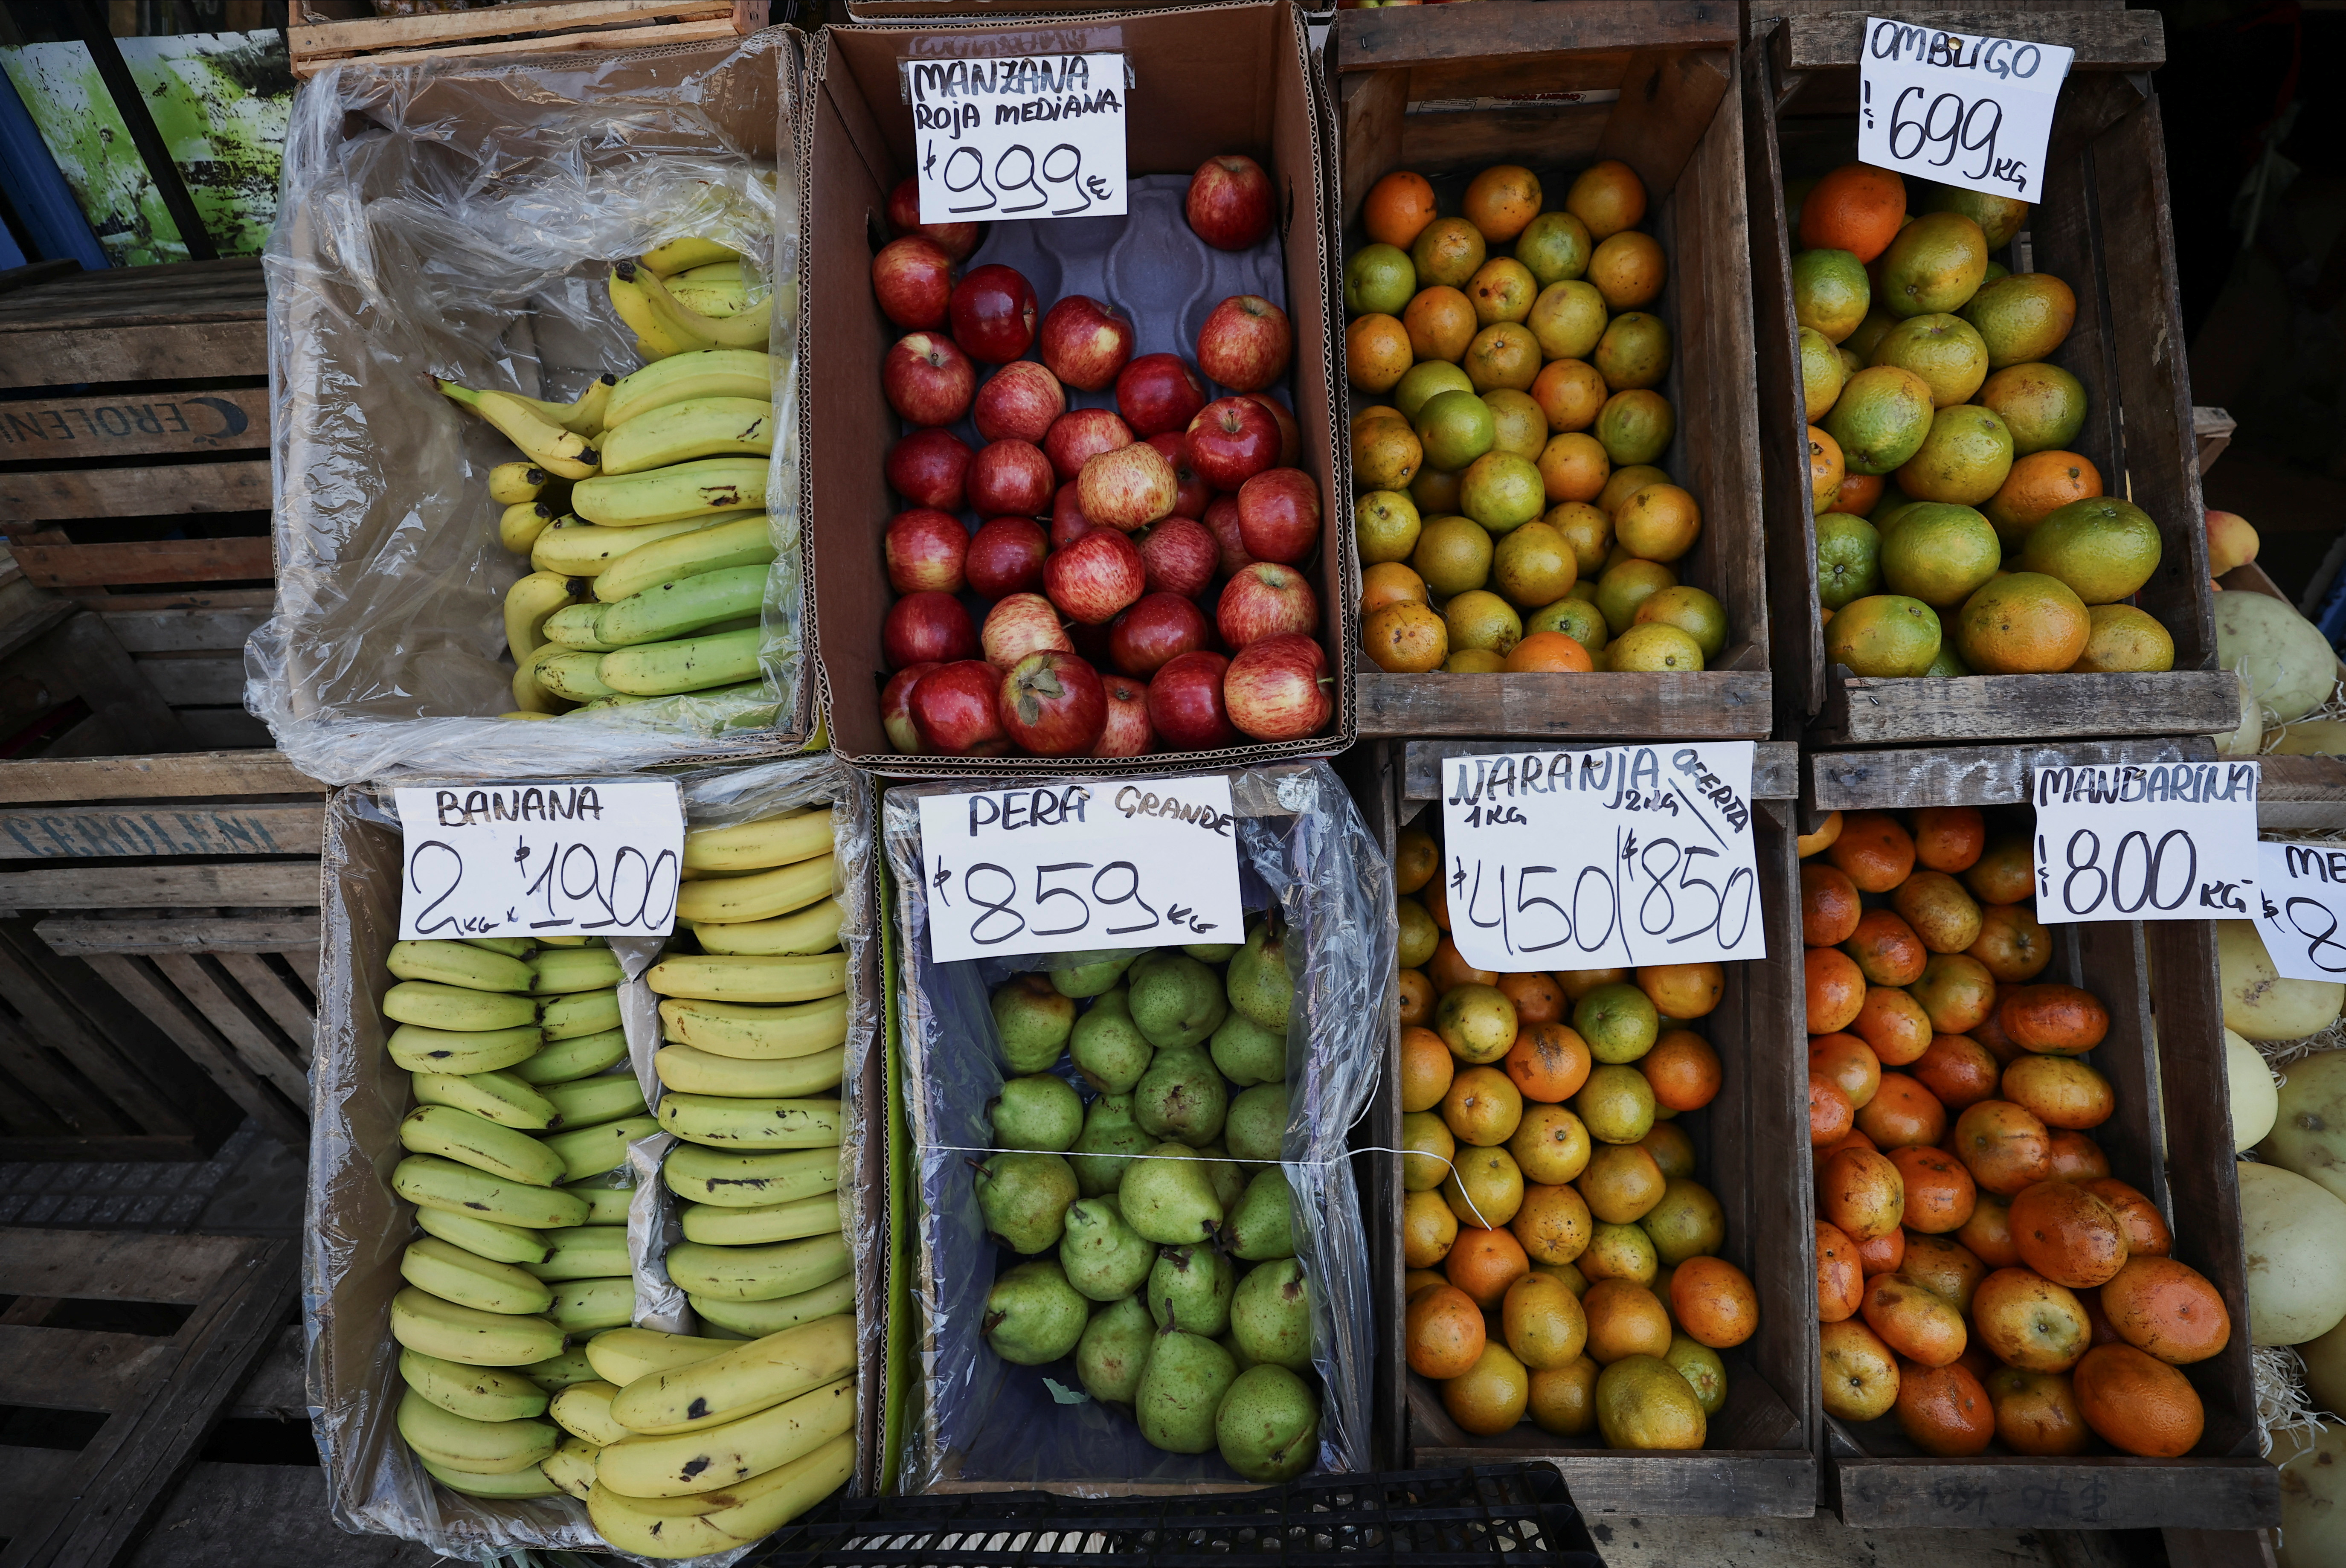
[0,1446,78,1513]
[1810,738,2219,813]
[0,323,269,392]
[175,710,274,751]
[0,862,321,909]
[100,607,270,654]
[293,15,746,75]
[12,539,274,589]
[0,1324,173,1412]
[1357,670,1772,738]
[1335,0,1734,70]
[0,1135,202,1162]
[148,954,310,1107]
[0,261,267,328]
[1830,1456,2278,1530]
[0,921,218,1143]
[0,462,271,524]
[128,656,244,709]
[224,1324,305,1421]
[1807,671,2244,747]
[278,947,319,996]
[0,743,306,799]
[211,952,316,1065]
[1400,739,1801,803]
[77,955,305,1148]
[0,802,321,860]
[0,1010,127,1138]
[0,1229,247,1305]
[1780,7,2164,69]
[291,0,735,56]
[0,389,267,461]
[35,917,323,956]
[0,1063,68,1136]
[119,1461,438,1568]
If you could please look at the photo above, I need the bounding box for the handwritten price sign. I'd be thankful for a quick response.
[1857,17,2074,204]
[1440,745,1767,972]
[917,778,1243,963]
[2253,840,2346,982]
[395,781,685,941]
[909,53,1127,223]
[2030,761,2260,924]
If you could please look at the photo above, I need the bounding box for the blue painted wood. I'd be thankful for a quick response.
[0,67,105,270]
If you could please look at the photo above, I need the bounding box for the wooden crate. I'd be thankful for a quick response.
[1333,3,1770,741]
[2195,407,2236,478]
[287,0,773,77]
[0,1225,301,1568]
[1353,739,1816,1517]
[1745,8,2242,747]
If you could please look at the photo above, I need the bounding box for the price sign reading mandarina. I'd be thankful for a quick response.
[1856,16,2074,204]
[909,52,1128,224]
[2030,761,2260,925]
[396,781,686,941]
[1440,744,1767,973]
[918,778,1244,964]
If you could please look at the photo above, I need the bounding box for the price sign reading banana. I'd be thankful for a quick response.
[395,781,687,940]
[918,778,1244,964]
[2029,761,2260,925]
[907,52,1129,223]
[1440,744,1768,972]
[1855,17,2075,204]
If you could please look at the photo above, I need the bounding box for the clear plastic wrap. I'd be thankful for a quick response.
[880,762,1391,1492]
[253,35,807,785]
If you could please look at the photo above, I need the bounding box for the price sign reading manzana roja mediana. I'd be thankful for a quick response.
[1440,744,1768,972]
[909,53,1129,224]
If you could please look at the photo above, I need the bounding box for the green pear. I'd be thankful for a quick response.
[1128,953,1229,1049]
[1077,1295,1154,1404]
[984,1260,1088,1365]
[1119,1141,1224,1245]
[1214,1365,1318,1481]
[1069,987,1155,1095]
[1146,1243,1235,1336]
[1068,1094,1153,1197]
[1225,1167,1297,1261]
[1196,1144,1248,1211]
[990,1074,1083,1152]
[1134,1045,1228,1148]
[1224,1084,1287,1166]
[1219,1328,1258,1372]
[992,975,1077,1073]
[1224,918,1293,1032]
[1209,1011,1286,1087]
[1231,1257,1313,1370]
[1052,949,1146,998]
[976,1151,1078,1254]
[1135,1327,1237,1454]
[1059,1197,1155,1301]
[1183,942,1240,964]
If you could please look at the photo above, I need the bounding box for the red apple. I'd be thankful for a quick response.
[1202,494,1255,576]
[883,332,976,427]
[1225,633,1332,741]
[888,176,985,263]
[967,440,1055,518]
[1245,392,1301,467]
[1038,295,1135,391]
[871,236,953,330]
[1148,650,1236,751]
[1184,397,1281,491]
[1078,442,1179,533]
[880,662,938,752]
[1115,353,1209,438]
[1109,592,1212,678]
[1043,528,1146,626]
[1236,467,1322,566]
[883,589,977,669]
[973,360,1066,444]
[1050,482,1095,548]
[998,650,1107,756]
[981,591,1074,671]
[1147,432,1212,520]
[1135,516,1218,598]
[886,429,972,511]
[884,508,969,594]
[1185,154,1276,251]
[909,659,1011,755]
[1094,674,1153,757]
[965,516,1048,598]
[1197,295,1293,393]
[1217,561,1319,650]
[948,264,1038,365]
[1044,407,1135,482]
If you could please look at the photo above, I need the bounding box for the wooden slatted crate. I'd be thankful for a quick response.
[287,0,773,76]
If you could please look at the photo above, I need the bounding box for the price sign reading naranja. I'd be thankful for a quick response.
[395,781,686,941]
[1857,17,2075,205]
[909,52,1128,224]
[2030,761,2260,925]
[1440,744,1768,973]
[917,778,1244,964]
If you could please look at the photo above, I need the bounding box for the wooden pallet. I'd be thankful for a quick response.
[287,0,772,76]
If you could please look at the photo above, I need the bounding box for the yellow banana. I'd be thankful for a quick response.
[398,1386,559,1474]
[609,1314,856,1437]
[522,1224,630,1282]
[439,382,600,479]
[563,1177,635,1226]
[642,237,743,276]
[387,1021,541,1075]
[691,1275,856,1339]
[674,856,835,926]
[415,1206,556,1266]
[609,270,699,359]
[511,1023,627,1083]
[587,1433,854,1557]
[531,946,625,994]
[592,511,777,604]
[647,953,845,1008]
[600,396,774,476]
[678,261,746,283]
[423,1455,564,1499]
[523,1346,601,1390]
[505,570,592,664]
[541,1434,601,1501]
[671,279,753,318]
[659,994,849,1060]
[500,710,559,721]
[542,1114,662,1182]
[402,1237,556,1316]
[692,901,843,958]
[389,1285,565,1367]
[543,602,618,652]
[542,988,623,1041]
[548,1276,636,1335]
[512,641,575,716]
[656,1043,843,1100]
[550,1379,631,1446]
[597,1376,852,1499]
[540,1073,648,1130]
[533,513,726,578]
[488,461,551,505]
[664,1234,849,1304]
[683,810,833,874]
[481,375,612,436]
[540,648,620,703]
[386,980,537,1033]
[388,938,533,993]
[393,1155,590,1230]
[586,1327,735,1386]
[662,1145,839,1210]
[657,1093,839,1151]
[618,261,774,353]
[500,500,561,555]
[606,348,775,430]
[539,934,592,947]
[401,1347,550,1423]
[572,456,767,529]
[680,1191,842,1247]
[400,1104,566,1188]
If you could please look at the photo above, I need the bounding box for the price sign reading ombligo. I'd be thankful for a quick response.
[396,781,686,941]
[1440,744,1767,973]
[918,778,1244,964]
[2030,761,2260,925]
[909,53,1128,224]
[1857,17,2075,204]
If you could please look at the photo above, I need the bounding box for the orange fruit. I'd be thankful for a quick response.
[1405,1281,1487,1377]
[1411,216,1487,290]
[1863,1270,1969,1367]
[1644,1031,1722,1112]
[1512,1180,1594,1266]
[1503,1271,1590,1369]
[1966,836,2035,906]
[1818,1221,1866,1322]
[1911,806,1984,872]
[1800,163,1907,263]
[1808,424,1848,514]
[1614,483,1702,564]
[1962,272,2078,367]
[1463,165,1542,243]
[1442,1065,1526,1147]
[1894,870,1984,955]
[1811,1031,1883,1111]
[1442,1341,1532,1435]
[1638,962,1723,1021]
[2045,1130,2111,1182]
[1820,1318,1902,1422]
[2072,1342,2204,1457]
[1537,433,1610,509]
[1800,861,1864,947]
[1640,1121,1697,1180]
[1954,1100,2055,1197]
[1429,936,1498,996]
[1896,1362,1995,1456]
[2002,1054,2114,1131]
[1347,314,1414,395]
[1403,285,1478,364]
[1360,559,1431,615]
[1891,1144,1978,1234]
[1969,904,2051,983]
[1564,160,1646,241]
[1527,1357,1600,1437]
[1398,968,1434,1027]
[2009,1179,2130,1290]
[1579,1142,1666,1225]
[2081,1178,2172,1259]
[1828,811,1916,893]
[1911,952,1998,1035]
[1902,1232,1989,1315]
[1819,1145,1904,1242]
[1855,1227,1907,1279]
[1857,1071,1948,1149]
[1954,572,2090,674]
[1973,1265,2090,1372]
[1984,450,2102,548]
[1497,972,1564,1026]
[1583,1278,1675,1362]
[1446,1224,1531,1310]
[1403,1188,1460,1268]
[1588,231,1665,311]
[1504,630,1593,673]
[1530,359,1607,437]
[2000,984,2110,1057]
[1805,947,1868,1035]
[1959,1190,2019,1269]
[1810,1074,1856,1147]
[1987,1366,2090,1456]
[1400,1025,1455,1113]
[1831,471,1885,518]
[1851,984,1934,1067]
[1843,907,1927,987]
[1365,170,1439,250]
[1362,601,1448,674]
[1504,1022,1593,1103]
[1670,1256,1759,1349]
[1911,1033,2001,1112]
[2099,1256,2230,1365]
[1877,211,1989,318]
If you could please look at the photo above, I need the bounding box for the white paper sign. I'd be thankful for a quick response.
[397,781,685,941]
[2030,761,2259,924]
[908,53,1128,224]
[2254,840,2346,982]
[1857,17,2074,205]
[1440,745,1767,973]
[917,778,1243,964]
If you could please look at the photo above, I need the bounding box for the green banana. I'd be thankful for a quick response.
[617,261,774,354]
[400,1104,566,1188]
[586,1327,733,1386]
[647,952,846,1006]
[500,501,561,555]
[465,936,537,958]
[540,1073,648,1130]
[543,1114,662,1182]
[531,946,625,994]
[401,1347,550,1423]
[542,601,619,653]
[680,1191,843,1247]
[641,237,743,277]
[511,1023,627,1083]
[541,648,621,702]
[488,461,551,505]
[523,1345,601,1391]
[664,1234,849,1304]
[412,1069,555,1131]
[657,1093,839,1151]
[609,1314,856,1437]
[606,348,775,430]
[662,1145,839,1210]
[393,1155,590,1230]
[598,625,762,697]
[573,456,767,529]
[597,1375,853,1498]
[659,994,849,1060]
[386,980,537,1034]
[542,988,623,1041]
[424,1455,564,1499]
[551,1379,633,1446]
[564,1176,636,1226]
[689,1275,856,1339]
[587,1433,854,1556]
[440,382,601,479]
[534,512,730,578]
[592,511,777,604]
[398,1386,559,1474]
[389,1285,564,1367]
[541,1434,601,1501]
[683,810,832,873]
[656,1044,843,1101]
[415,1206,555,1266]
[548,1275,636,1335]
[597,564,767,648]
[521,1224,631,1282]
[692,901,842,958]
[388,938,533,993]
[601,397,775,477]
[386,1022,541,1075]
[402,1237,555,1315]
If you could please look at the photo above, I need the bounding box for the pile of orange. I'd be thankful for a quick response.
[1789,163,2169,680]
[1392,819,1758,1448]
[1345,160,1725,678]
[1799,805,2226,1458]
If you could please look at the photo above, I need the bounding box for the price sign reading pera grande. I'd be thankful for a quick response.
[2253,840,2346,983]
[396,781,685,941]
[908,52,1128,224]
[1856,17,2075,204]
[2030,761,2260,925]
[918,778,1244,964]
[1440,744,1767,972]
